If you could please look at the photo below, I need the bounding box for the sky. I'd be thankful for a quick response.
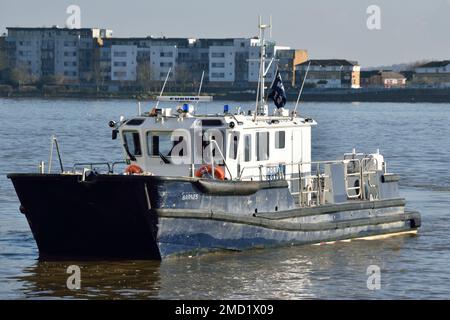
[1,0,449,67]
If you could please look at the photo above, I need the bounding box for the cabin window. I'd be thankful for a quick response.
[228,133,239,160]
[275,131,286,149]
[201,129,224,165]
[147,131,186,157]
[244,134,252,162]
[123,131,142,156]
[256,132,269,161]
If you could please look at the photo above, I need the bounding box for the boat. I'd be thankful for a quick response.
[7,21,420,260]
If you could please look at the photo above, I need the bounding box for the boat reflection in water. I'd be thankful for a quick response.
[15,234,415,299]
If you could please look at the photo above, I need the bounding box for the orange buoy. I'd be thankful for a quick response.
[195,165,225,180]
[125,164,143,174]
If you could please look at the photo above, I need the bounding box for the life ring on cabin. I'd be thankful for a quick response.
[125,164,143,174]
[195,165,225,180]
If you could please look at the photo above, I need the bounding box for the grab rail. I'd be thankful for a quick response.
[237,157,380,206]
[208,139,233,180]
[73,162,112,173]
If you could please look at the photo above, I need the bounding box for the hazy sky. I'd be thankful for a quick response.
[1,0,449,67]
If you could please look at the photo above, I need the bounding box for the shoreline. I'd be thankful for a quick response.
[1,87,450,103]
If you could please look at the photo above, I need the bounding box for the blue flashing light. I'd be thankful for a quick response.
[224,104,229,114]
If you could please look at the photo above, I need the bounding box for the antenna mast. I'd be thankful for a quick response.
[252,15,272,121]
[155,67,172,109]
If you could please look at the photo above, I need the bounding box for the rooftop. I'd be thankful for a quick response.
[6,26,108,32]
[297,59,359,67]
[417,60,450,68]
[379,71,406,79]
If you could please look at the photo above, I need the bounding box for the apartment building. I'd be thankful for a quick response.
[110,45,137,81]
[4,26,310,88]
[295,59,361,89]
[6,27,112,82]
[209,44,235,82]
[276,49,308,87]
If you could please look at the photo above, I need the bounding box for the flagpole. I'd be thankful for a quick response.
[265,66,278,102]
[292,61,311,120]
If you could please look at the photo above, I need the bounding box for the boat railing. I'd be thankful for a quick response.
[237,157,380,206]
[205,139,234,180]
[72,161,128,174]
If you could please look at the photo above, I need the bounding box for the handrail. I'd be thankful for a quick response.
[111,161,128,173]
[73,160,129,174]
[73,162,112,173]
[209,139,233,180]
[237,156,380,206]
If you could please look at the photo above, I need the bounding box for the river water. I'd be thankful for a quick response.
[0,98,449,299]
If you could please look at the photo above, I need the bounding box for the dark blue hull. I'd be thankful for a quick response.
[7,173,420,260]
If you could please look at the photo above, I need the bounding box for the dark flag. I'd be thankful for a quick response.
[268,71,287,109]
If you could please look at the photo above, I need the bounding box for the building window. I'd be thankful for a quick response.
[113,61,127,67]
[160,52,173,57]
[275,131,285,149]
[113,71,127,78]
[64,61,77,67]
[113,51,127,57]
[160,62,173,67]
[211,52,225,58]
[64,41,77,47]
[256,132,269,161]
[211,72,225,78]
[211,62,225,68]
[63,71,77,76]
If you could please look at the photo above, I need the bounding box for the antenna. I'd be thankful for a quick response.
[197,70,205,100]
[197,70,205,114]
[269,15,272,38]
[252,15,273,121]
[292,61,311,119]
[154,67,171,109]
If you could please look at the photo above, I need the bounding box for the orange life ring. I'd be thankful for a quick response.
[125,164,143,174]
[195,165,225,180]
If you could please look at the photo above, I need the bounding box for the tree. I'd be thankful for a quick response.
[136,60,153,92]
[10,63,37,87]
[404,59,432,71]
[0,51,8,71]
[0,50,9,83]
[174,65,193,92]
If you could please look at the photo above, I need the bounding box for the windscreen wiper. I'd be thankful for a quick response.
[123,143,137,161]
[159,152,171,164]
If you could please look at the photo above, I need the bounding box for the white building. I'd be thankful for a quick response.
[295,59,361,89]
[111,45,137,81]
[415,61,450,74]
[208,45,235,82]
[6,27,112,82]
[413,60,450,88]
[149,45,178,81]
[247,44,289,83]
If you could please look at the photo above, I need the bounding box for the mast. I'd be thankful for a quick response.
[253,16,272,121]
